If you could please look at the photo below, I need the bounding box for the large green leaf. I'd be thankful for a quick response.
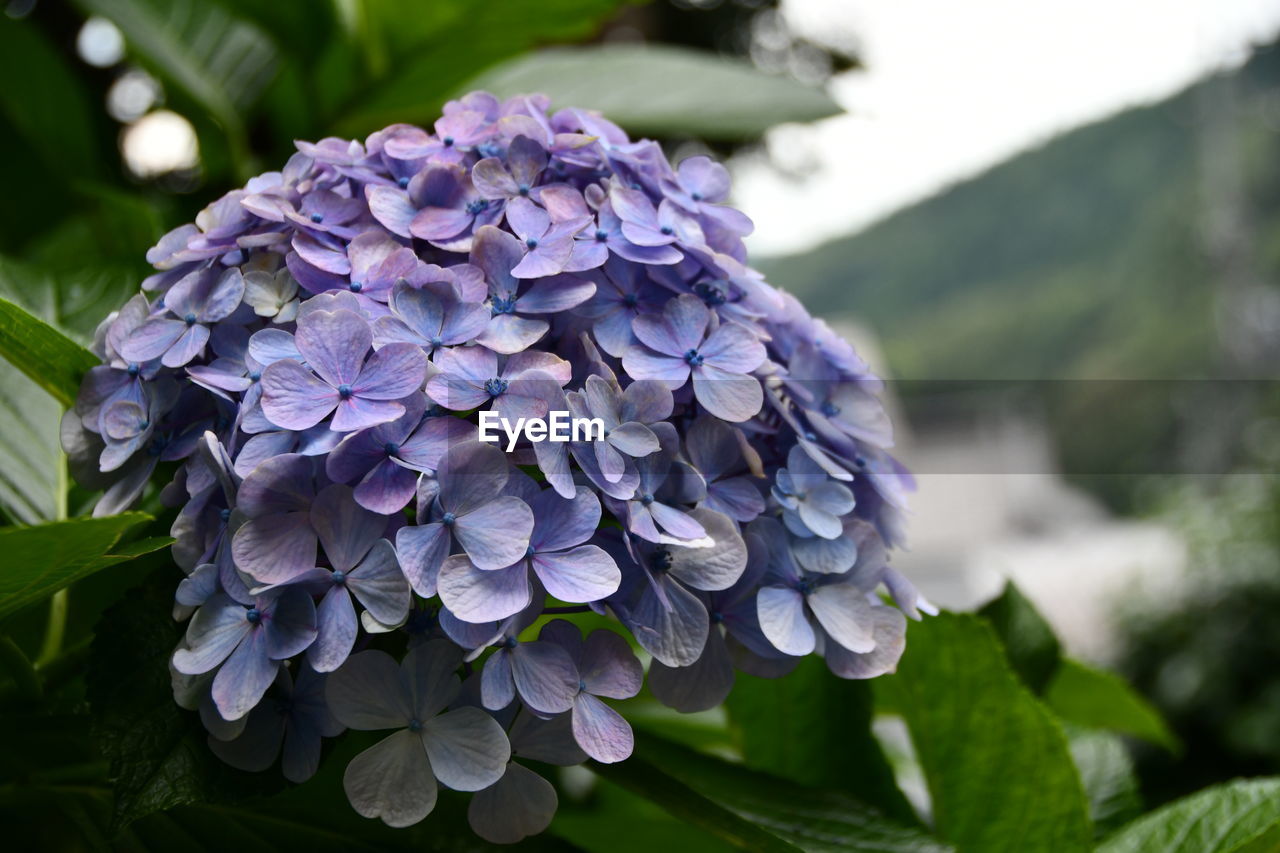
[875,613,1092,852]
[1046,658,1179,752]
[1066,728,1142,837]
[725,655,915,823]
[461,45,843,140]
[597,732,952,852]
[331,0,627,137]
[978,581,1061,693]
[1098,778,1280,853]
[0,297,99,410]
[0,363,62,525]
[0,513,164,622]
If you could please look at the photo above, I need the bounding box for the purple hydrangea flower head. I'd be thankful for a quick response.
[65,93,923,840]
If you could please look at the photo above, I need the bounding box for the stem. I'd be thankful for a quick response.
[0,636,42,702]
[36,590,68,668]
[543,605,591,614]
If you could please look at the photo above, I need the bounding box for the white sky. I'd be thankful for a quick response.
[734,0,1280,256]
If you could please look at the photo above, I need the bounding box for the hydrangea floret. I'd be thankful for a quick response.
[66,91,930,843]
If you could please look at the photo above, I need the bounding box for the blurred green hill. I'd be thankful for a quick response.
[761,43,1280,382]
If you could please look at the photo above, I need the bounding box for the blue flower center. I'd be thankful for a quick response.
[820,400,840,417]
[503,636,518,649]
[710,610,724,624]
[491,293,517,315]
[337,384,353,399]
[331,570,346,584]
[695,281,727,306]
[408,717,423,732]
[595,229,609,242]
[310,213,324,223]
[485,377,508,397]
[650,549,672,573]
[383,441,400,456]
[183,313,197,326]
[348,280,363,293]
[429,335,443,347]
[660,225,674,236]
[139,420,151,431]
[855,456,867,469]
[525,544,536,558]
[442,136,454,147]
[517,184,530,197]
[127,362,140,377]
[691,191,703,202]
[219,508,231,523]
[578,678,587,692]
[441,512,457,527]
[245,607,262,624]
[683,349,704,367]
[248,370,261,382]
[525,237,539,250]
[397,176,409,188]
[640,493,654,506]
[466,198,489,215]
[804,431,817,442]
[797,577,819,596]
[623,293,639,307]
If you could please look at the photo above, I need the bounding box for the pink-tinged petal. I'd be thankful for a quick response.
[354,459,419,514]
[510,642,577,714]
[467,762,557,845]
[211,627,278,720]
[232,513,317,585]
[398,416,474,471]
[410,205,472,242]
[700,322,766,374]
[621,379,675,424]
[353,343,428,399]
[343,729,436,827]
[529,486,600,551]
[807,583,876,654]
[471,157,520,198]
[648,630,734,712]
[620,347,689,389]
[564,239,608,273]
[703,203,754,235]
[474,314,548,354]
[311,483,385,571]
[515,275,596,313]
[611,239,683,266]
[504,197,550,241]
[607,422,659,457]
[571,693,633,763]
[532,545,620,604]
[823,606,906,679]
[455,497,534,570]
[264,587,319,658]
[248,327,301,365]
[395,523,448,597]
[437,556,531,623]
[706,477,767,523]
[757,585,815,656]
[293,232,352,275]
[507,134,548,186]
[609,185,658,228]
[692,366,762,422]
[237,453,314,515]
[511,245,571,279]
[172,594,249,674]
[347,540,411,625]
[678,155,731,201]
[580,629,642,699]
[422,706,511,791]
[260,360,338,430]
[161,324,210,367]
[326,649,412,729]
[667,508,745,592]
[365,186,416,238]
[539,185,590,220]
[295,309,371,386]
[633,293,708,355]
[331,397,405,432]
[309,585,358,672]
[119,317,186,362]
[620,220,674,247]
[648,501,706,542]
[287,250,348,294]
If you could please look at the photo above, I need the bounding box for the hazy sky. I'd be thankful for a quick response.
[733,0,1280,256]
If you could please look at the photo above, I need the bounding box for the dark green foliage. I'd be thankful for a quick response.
[978,581,1061,693]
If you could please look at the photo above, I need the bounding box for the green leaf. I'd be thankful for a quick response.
[978,581,1062,693]
[87,573,285,831]
[0,296,99,409]
[1066,727,1143,837]
[461,45,844,140]
[1045,658,1179,752]
[875,613,1092,852]
[0,362,62,524]
[597,731,953,852]
[331,0,627,137]
[725,655,915,823]
[0,513,162,622]
[1098,778,1280,853]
